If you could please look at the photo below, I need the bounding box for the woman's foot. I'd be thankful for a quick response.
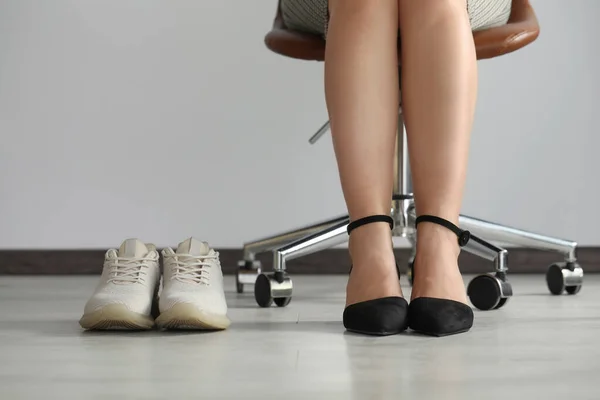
[342,217,408,336]
[410,222,467,304]
[408,216,474,337]
[346,222,403,307]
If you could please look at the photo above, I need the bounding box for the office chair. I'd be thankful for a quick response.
[236,0,584,310]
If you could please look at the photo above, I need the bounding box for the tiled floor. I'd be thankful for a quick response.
[0,274,598,399]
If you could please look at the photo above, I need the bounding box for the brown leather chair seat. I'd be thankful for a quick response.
[265,0,540,61]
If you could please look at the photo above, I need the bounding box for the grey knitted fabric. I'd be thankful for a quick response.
[281,0,512,37]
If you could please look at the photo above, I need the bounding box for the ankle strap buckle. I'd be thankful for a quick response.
[457,230,471,247]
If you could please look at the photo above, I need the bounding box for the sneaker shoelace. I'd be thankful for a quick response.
[107,256,155,284]
[167,254,218,285]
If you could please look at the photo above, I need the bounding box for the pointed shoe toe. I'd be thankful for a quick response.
[408,297,474,337]
[343,297,409,336]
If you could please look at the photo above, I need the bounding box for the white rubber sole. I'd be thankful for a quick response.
[79,304,155,331]
[155,303,231,331]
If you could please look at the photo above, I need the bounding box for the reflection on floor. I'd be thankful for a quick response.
[0,275,598,399]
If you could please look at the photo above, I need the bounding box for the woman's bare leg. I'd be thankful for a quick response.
[398,0,477,303]
[325,0,401,306]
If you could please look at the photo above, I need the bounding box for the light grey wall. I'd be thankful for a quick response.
[0,0,598,249]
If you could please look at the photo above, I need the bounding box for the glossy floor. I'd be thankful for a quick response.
[1,275,598,399]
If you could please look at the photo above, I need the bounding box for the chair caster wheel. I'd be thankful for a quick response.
[254,271,293,308]
[546,262,584,295]
[494,297,509,309]
[467,274,512,311]
[236,260,262,294]
[274,297,292,307]
[565,285,582,295]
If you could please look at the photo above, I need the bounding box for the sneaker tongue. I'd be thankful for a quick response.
[118,239,149,258]
[176,238,211,256]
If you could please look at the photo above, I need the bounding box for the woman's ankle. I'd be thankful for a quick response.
[348,222,394,263]
[411,220,468,303]
[346,222,403,305]
[415,222,461,260]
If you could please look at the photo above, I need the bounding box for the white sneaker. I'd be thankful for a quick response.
[79,239,161,330]
[156,238,231,330]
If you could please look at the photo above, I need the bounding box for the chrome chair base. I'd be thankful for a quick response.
[238,117,583,309]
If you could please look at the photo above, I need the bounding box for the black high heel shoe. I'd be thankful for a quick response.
[408,215,474,337]
[343,215,409,336]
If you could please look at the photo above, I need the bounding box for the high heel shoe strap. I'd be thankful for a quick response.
[347,215,394,235]
[415,215,471,247]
